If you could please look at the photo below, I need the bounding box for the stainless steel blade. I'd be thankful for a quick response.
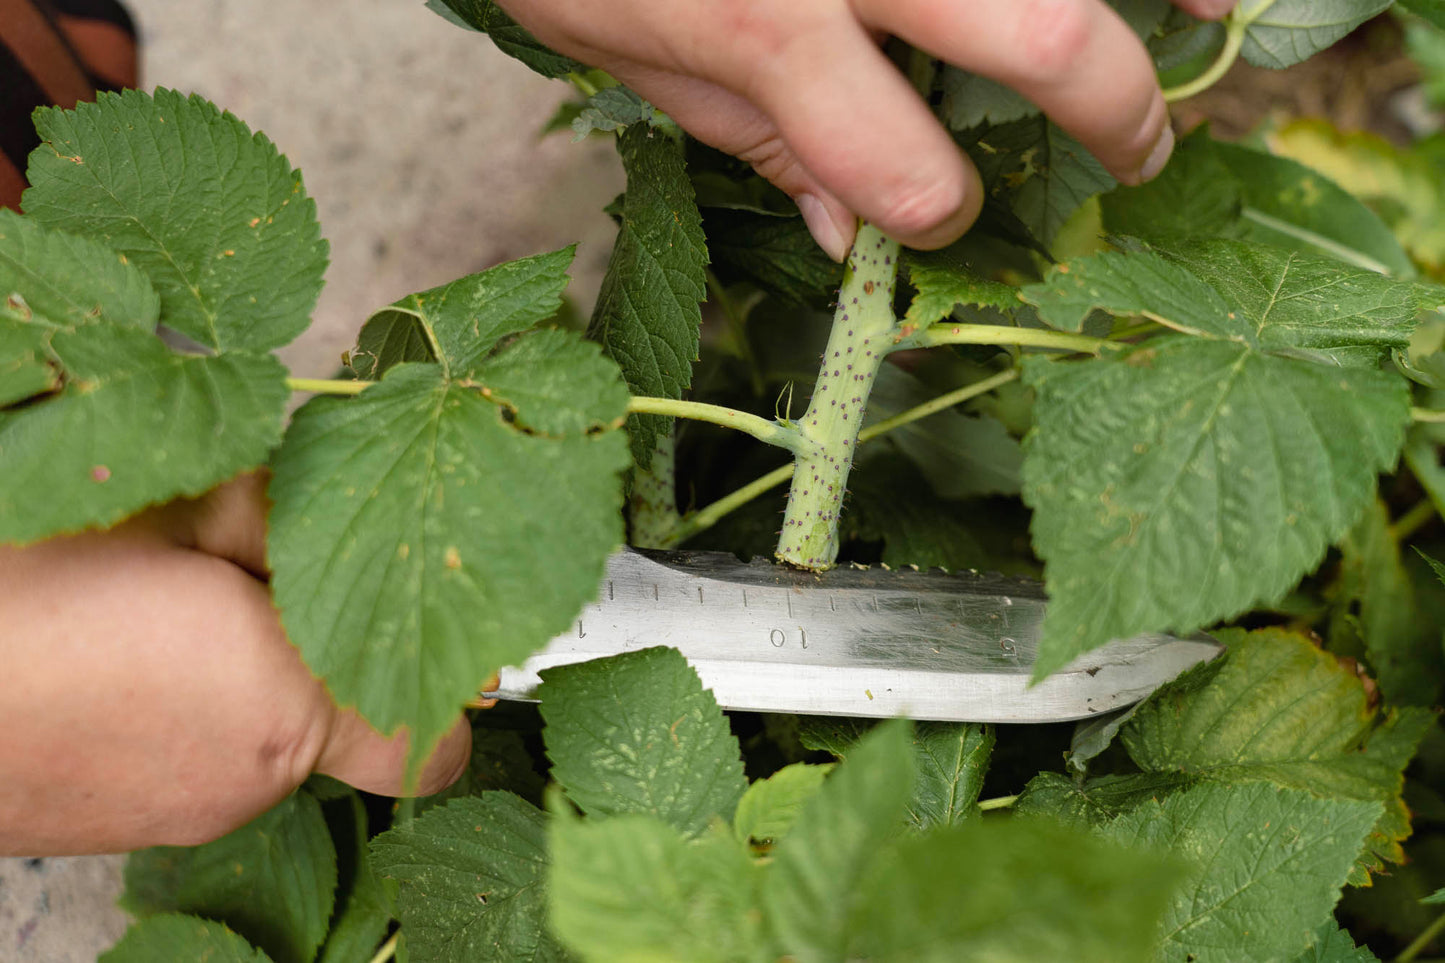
[483,548,1220,722]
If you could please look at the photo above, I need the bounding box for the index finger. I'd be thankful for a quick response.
[853,0,1178,185]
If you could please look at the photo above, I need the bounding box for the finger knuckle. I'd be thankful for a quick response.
[1010,0,1095,85]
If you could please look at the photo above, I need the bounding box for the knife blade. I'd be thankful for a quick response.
[482,547,1220,722]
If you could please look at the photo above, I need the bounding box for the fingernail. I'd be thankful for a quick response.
[1139,124,1175,183]
[797,193,848,262]
[1200,0,1236,17]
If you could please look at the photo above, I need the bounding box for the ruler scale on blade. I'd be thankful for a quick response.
[483,548,1220,722]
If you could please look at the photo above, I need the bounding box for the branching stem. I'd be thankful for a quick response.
[902,324,1113,355]
[627,397,812,454]
[1161,0,1278,103]
[775,222,901,569]
[287,377,370,395]
[659,367,1018,549]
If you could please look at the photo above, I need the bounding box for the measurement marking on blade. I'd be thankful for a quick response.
[914,597,923,616]
[698,586,704,604]
[578,620,586,639]
[829,595,836,612]
[608,581,614,601]
[742,589,748,608]
[786,593,793,617]
[653,583,659,601]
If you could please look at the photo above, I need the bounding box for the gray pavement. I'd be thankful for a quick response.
[1,2,622,959]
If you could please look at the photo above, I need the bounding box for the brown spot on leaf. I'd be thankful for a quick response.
[444,546,462,569]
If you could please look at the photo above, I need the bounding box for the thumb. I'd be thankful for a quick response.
[315,710,473,798]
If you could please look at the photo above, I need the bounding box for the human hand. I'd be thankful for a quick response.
[0,473,472,856]
[499,0,1234,259]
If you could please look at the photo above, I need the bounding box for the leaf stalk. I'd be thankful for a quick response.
[903,323,1113,355]
[286,377,370,395]
[1160,0,1279,104]
[626,396,813,454]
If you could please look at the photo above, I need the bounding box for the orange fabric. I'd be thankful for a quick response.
[0,153,26,212]
[56,13,137,89]
[0,0,93,109]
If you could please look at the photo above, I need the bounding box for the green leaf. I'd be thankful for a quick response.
[1019,241,1415,674]
[732,763,834,844]
[1121,627,1435,884]
[1425,888,1445,904]
[370,793,568,962]
[426,0,584,77]
[847,817,1183,963]
[863,365,1023,498]
[1242,1,1394,69]
[763,719,916,961]
[1102,782,1382,963]
[1015,771,1194,828]
[417,725,547,815]
[1101,130,1415,277]
[940,70,1036,130]
[121,791,336,963]
[351,247,574,379]
[571,87,658,139]
[797,716,993,829]
[1331,499,1444,706]
[904,722,994,830]
[902,247,1021,328]
[24,88,327,352]
[315,793,393,963]
[540,647,746,836]
[1213,140,1415,277]
[1290,920,1380,963]
[0,321,287,543]
[0,209,158,329]
[588,125,708,468]
[1421,547,1445,586]
[844,461,989,571]
[964,118,1116,246]
[268,330,630,767]
[706,210,840,310]
[549,814,765,962]
[102,915,272,963]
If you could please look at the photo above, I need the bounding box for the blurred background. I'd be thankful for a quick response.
[0,1,622,959]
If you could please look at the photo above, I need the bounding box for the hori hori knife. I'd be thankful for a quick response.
[481,548,1220,722]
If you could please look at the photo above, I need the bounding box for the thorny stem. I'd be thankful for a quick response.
[1398,911,1445,963]
[658,366,1020,549]
[1161,0,1278,103]
[976,794,1019,812]
[626,397,812,454]
[775,222,902,570]
[902,323,1114,355]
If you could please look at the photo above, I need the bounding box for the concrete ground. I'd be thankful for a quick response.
[1,1,622,959]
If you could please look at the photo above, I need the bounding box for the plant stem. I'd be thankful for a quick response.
[368,930,401,963]
[627,397,811,453]
[630,433,682,548]
[1398,911,1445,963]
[287,376,371,395]
[857,368,1020,445]
[977,794,1019,812]
[903,323,1113,355]
[1160,0,1278,103]
[1391,498,1437,543]
[658,367,1020,548]
[776,222,901,570]
[1412,407,1445,423]
[658,463,795,549]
